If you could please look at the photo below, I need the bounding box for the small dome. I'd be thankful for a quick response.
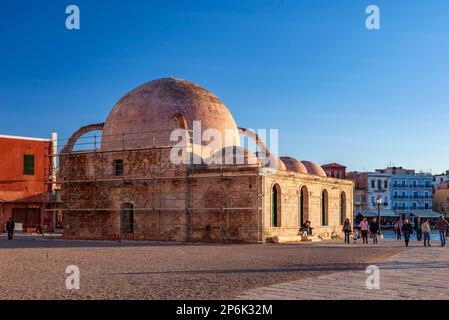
[258,153,286,171]
[101,78,240,151]
[209,146,259,166]
[280,157,308,174]
[302,161,327,177]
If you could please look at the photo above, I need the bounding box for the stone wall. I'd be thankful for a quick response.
[186,167,260,243]
[262,170,354,240]
[59,148,354,243]
[59,149,261,243]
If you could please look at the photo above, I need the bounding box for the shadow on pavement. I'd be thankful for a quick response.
[100,263,371,277]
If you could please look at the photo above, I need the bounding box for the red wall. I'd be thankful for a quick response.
[0,137,52,200]
[322,165,346,179]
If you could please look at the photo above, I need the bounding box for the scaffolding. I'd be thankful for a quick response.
[43,128,265,243]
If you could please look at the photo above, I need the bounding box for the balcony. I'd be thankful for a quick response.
[392,195,432,200]
[392,195,409,200]
[392,185,432,189]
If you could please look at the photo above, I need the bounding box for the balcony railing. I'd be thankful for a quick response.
[391,195,432,200]
[392,185,432,189]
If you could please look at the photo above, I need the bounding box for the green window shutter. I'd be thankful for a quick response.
[23,154,35,175]
[272,187,278,227]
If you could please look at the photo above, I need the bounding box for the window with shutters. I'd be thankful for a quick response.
[23,154,35,176]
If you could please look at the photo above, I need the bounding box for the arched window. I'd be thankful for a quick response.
[321,189,329,226]
[340,192,346,225]
[121,203,134,234]
[272,184,281,227]
[299,186,309,227]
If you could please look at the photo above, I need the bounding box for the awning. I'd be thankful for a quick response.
[359,210,397,217]
[409,211,443,219]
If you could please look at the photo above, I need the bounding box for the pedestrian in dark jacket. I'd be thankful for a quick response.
[414,217,422,242]
[370,218,379,244]
[342,218,352,244]
[402,219,413,247]
[6,217,15,240]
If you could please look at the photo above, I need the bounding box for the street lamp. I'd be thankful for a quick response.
[376,196,382,234]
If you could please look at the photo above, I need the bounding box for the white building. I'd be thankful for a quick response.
[433,170,449,189]
[367,172,392,211]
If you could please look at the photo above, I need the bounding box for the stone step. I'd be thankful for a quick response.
[301,235,322,242]
[270,235,322,244]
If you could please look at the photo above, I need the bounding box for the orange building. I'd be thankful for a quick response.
[0,134,56,233]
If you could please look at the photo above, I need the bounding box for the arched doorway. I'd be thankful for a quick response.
[121,202,134,235]
[272,184,281,227]
[299,186,309,227]
[321,189,329,226]
[340,191,347,225]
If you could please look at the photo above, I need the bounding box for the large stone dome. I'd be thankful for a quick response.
[101,78,240,151]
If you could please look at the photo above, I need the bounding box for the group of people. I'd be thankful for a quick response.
[394,216,449,247]
[342,217,381,245]
[343,215,449,247]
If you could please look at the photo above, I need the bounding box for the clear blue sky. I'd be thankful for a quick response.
[1,0,448,173]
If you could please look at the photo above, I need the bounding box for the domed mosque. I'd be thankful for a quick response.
[59,78,354,243]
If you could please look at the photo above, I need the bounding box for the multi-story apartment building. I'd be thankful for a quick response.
[349,167,438,221]
[390,172,433,214]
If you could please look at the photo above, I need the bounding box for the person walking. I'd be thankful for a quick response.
[434,216,449,247]
[402,218,413,247]
[359,217,370,244]
[5,217,15,240]
[370,217,379,244]
[342,218,352,244]
[395,219,402,240]
[422,218,431,247]
[414,217,423,242]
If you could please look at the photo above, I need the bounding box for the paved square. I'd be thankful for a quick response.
[4,236,447,300]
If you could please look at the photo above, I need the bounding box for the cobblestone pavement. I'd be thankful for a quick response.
[238,239,449,300]
[0,236,401,300]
